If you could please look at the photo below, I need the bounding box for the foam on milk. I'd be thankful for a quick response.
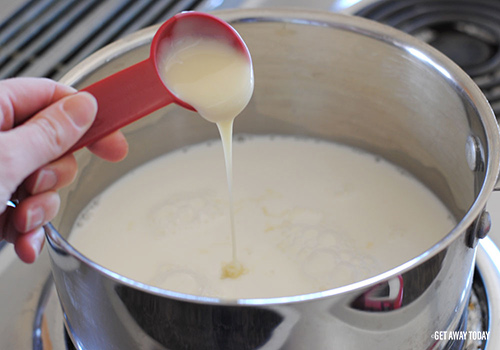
[70,135,455,299]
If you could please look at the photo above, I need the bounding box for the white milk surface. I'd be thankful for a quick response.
[70,135,455,299]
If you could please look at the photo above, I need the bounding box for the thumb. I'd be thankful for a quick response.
[2,92,97,185]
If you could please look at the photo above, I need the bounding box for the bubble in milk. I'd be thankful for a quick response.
[149,191,226,236]
[74,196,101,228]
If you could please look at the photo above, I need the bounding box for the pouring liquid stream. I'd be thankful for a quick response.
[217,120,243,277]
[159,37,254,278]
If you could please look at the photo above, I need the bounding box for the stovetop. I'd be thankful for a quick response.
[1,0,500,349]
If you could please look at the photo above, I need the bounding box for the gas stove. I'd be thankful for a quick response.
[1,1,500,349]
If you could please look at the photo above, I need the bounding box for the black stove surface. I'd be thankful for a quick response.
[355,0,500,117]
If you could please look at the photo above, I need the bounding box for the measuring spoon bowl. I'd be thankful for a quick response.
[67,11,250,154]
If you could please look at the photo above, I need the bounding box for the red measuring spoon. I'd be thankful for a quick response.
[67,11,250,154]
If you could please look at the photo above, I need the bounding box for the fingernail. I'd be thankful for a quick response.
[25,207,44,232]
[32,169,57,193]
[62,92,97,128]
[30,228,45,260]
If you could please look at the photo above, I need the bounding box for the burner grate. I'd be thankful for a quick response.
[0,0,204,81]
[355,0,500,118]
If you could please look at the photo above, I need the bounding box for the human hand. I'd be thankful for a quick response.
[0,77,129,263]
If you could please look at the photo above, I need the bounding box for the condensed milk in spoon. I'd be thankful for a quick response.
[67,11,252,154]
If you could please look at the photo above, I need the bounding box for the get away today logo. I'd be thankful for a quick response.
[431,331,490,341]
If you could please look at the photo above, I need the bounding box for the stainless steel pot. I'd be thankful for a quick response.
[45,9,500,350]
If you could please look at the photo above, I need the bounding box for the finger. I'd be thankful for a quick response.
[0,186,28,237]
[0,77,75,130]
[24,155,78,195]
[1,92,97,188]
[0,207,13,242]
[87,130,129,162]
[14,227,45,264]
[11,191,60,234]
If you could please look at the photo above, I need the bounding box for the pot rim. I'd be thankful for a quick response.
[48,8,500,306]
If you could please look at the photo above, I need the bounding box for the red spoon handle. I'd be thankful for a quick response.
[67,58,174,154]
